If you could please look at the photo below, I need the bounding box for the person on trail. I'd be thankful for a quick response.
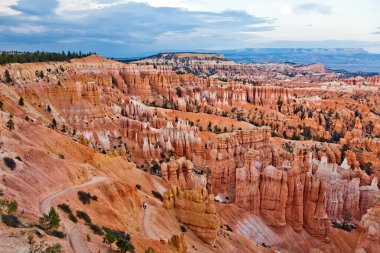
[142,202,147,209]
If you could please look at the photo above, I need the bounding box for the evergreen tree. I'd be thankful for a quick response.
[0,51,93,65]
[277,96,283,111]
[116,238,134,253]
[103,231,116,248]
[7,199,17,215]
[39,207,60,233]
[51,118,57,129]
[4,70,12,83]
[18,97,24,106]
[7,118,14,131]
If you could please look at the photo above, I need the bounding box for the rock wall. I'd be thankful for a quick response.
[163,186,219,246]
[355,199,380,253]
[161,157,195,190]
[260,165,288,227]
[234,151,378,241]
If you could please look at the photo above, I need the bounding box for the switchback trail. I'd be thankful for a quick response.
[142,205,162,240]
[39,176,108,253]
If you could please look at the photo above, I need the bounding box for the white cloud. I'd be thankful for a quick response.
[294,3,331,15]
[1,0,380,55]
[57,0,129,14]
[9,24,47,34]
[0,0,20,15]
[281,5,293,15]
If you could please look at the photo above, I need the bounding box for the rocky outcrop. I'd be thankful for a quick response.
[161,157,195,190]
[260,165,288,227]
[134,53,337,82]
[359,178,379,217]
[203,129,271,199]
[303,168,330,240]
[235,150,261,214]
[285,154,304,231]
[355,199,380,253]
[168,234,187,253]
[163,186,219,245]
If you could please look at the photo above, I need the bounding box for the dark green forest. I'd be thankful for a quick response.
[0,51,95,65]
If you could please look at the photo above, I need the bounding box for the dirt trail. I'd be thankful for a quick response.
[39,176,108,253]
[142,205,162,240]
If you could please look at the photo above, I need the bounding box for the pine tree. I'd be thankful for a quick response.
[39,207,60,233]
[7,118,14,131]
[103,231,116,248]
[18,97,24,106]
[7,199,17,215]
[4,70,12,83]
[51,118,57,129]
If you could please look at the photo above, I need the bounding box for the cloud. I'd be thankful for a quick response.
[373,27,380,35]
[11,0,59,16]
[9,24,47,34]
[293,3,332,15]
[0,0,274,56]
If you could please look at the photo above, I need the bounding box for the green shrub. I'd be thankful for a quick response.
[152,191,163,201]
[102,227,129,241]
[39,207,60,233]
[362,162,373,176]
[57,203,72,214]
[3,157,16,170]
[103,231,116,248]
[1,214,23,227]
[27,234,62,253]
[225,224,233,232]
[76,211,91,224]
[68,213,78,223]
[7,118,14,131]
[78,191,98,205]
[87,223,104,235]
[18,97,24,106]
[0,199,18,215]
[51,118,57,129]
[4,70,12,83]
[180,225,187,233]
[51,230,65,239]
[116,238,135,253]
[291,132,301,140]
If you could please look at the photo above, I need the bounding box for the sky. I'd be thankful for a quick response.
[0,0,379,56]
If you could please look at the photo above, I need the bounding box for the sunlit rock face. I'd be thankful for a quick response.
[161,157,196,190]
[163,186,219,246]
[260,165,288,227]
